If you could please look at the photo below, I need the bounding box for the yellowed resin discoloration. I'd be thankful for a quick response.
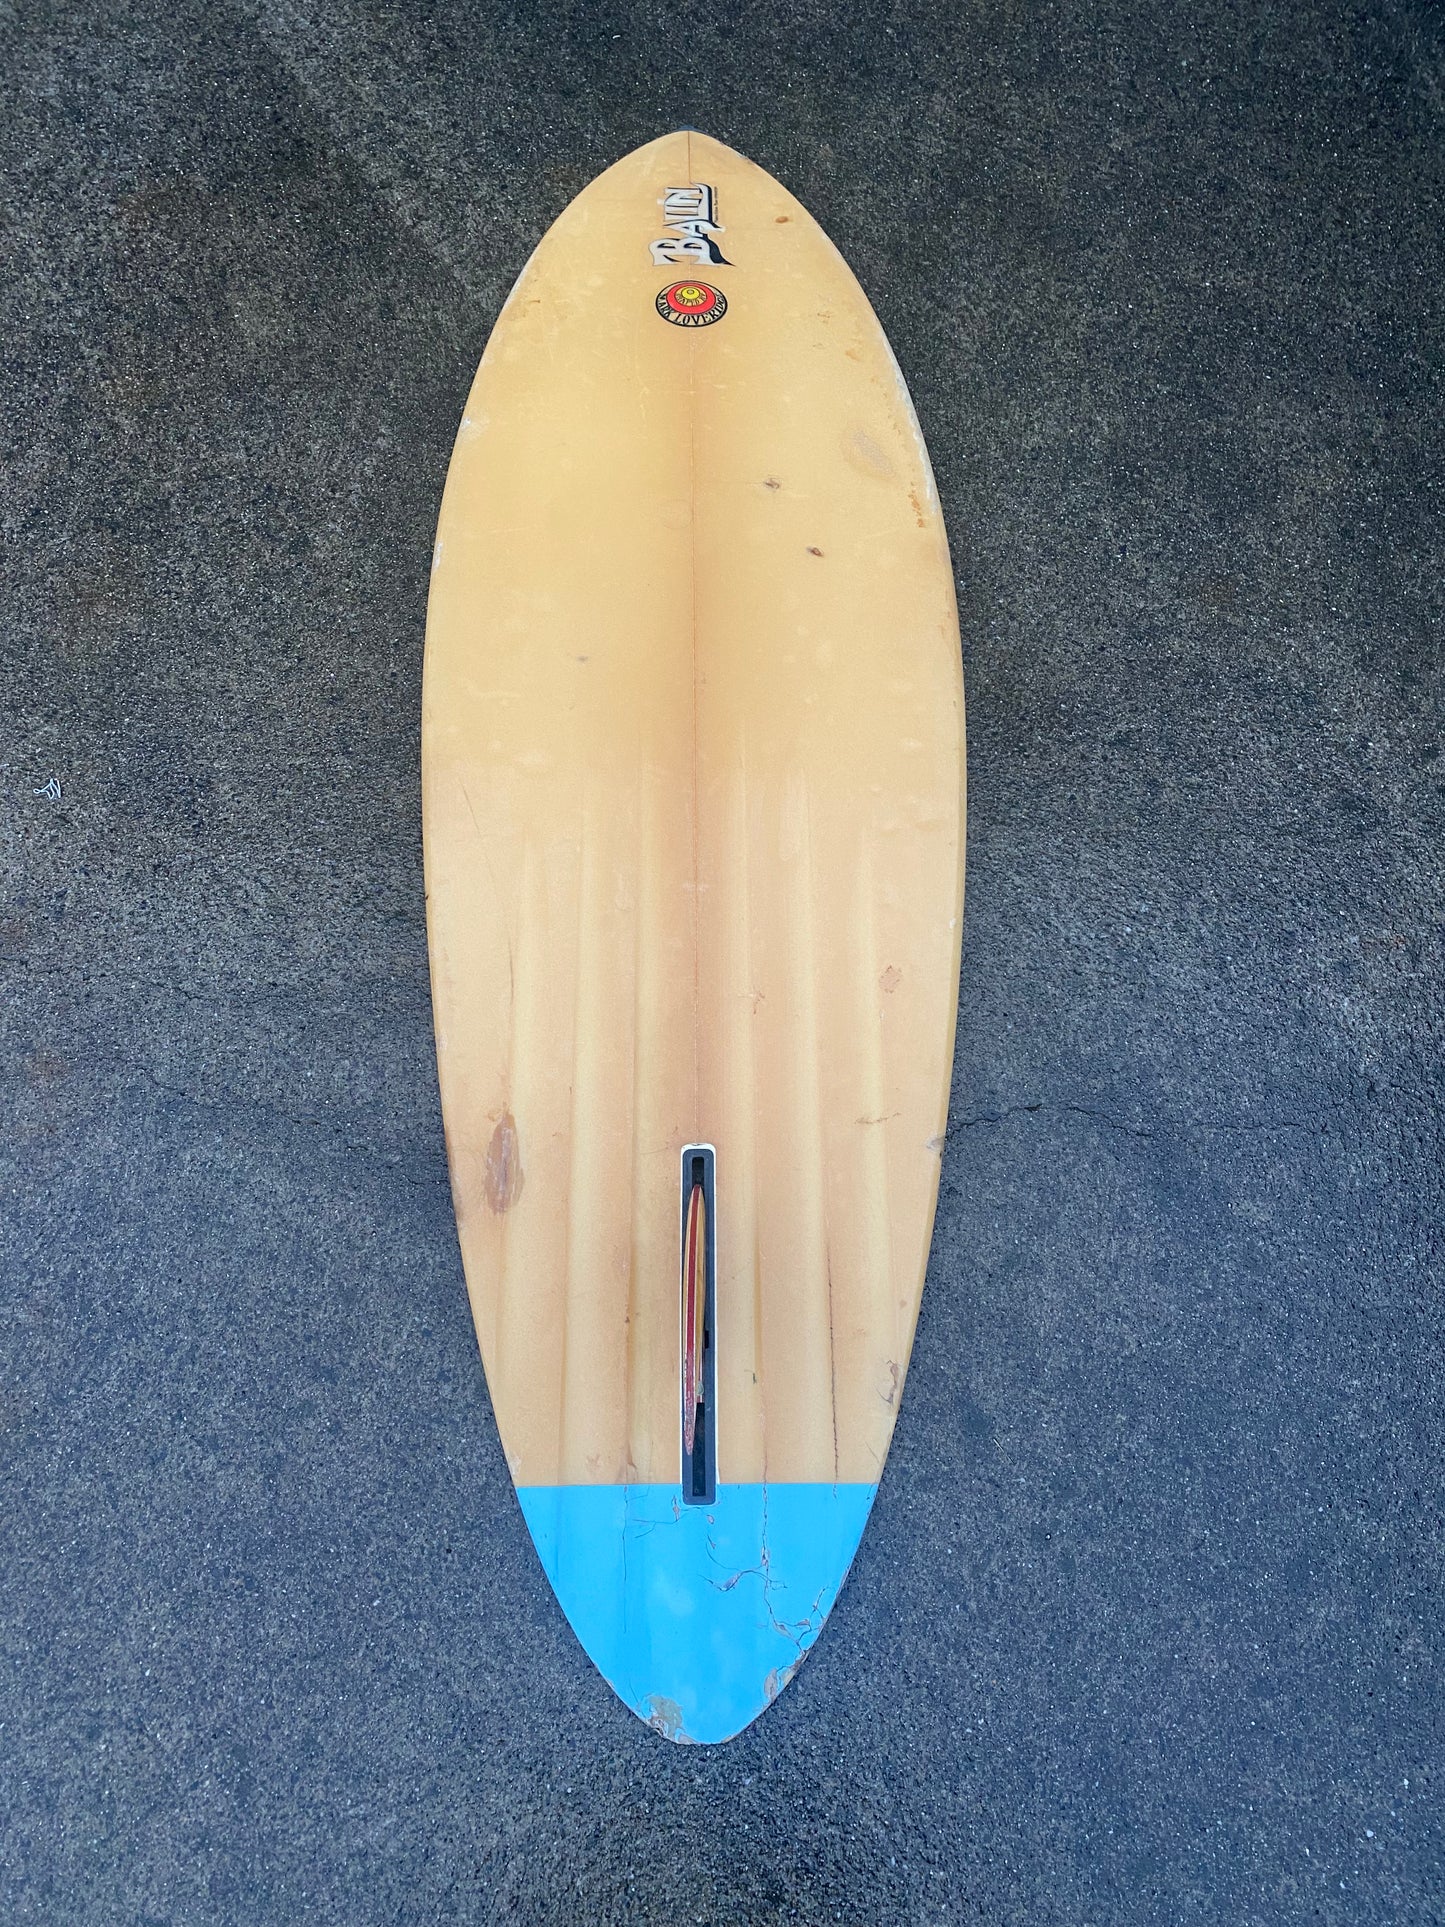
[423,132,964,1488]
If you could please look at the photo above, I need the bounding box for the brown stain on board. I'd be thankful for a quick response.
[847,428,894,479]
[484,1112,524,1213]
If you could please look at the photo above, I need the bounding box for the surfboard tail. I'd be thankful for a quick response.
[518,1481,879,1743]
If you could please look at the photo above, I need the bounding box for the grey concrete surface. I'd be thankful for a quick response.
[3,1,1442,1921]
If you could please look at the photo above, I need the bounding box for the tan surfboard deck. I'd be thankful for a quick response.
[422,130,964,1743]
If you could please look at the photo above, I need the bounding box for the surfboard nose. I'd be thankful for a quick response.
[517,1482,878,1743]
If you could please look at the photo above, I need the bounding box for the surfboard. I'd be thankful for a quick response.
[422,131,964,1743]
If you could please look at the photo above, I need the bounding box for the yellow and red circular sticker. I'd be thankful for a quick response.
[656,280,728,327]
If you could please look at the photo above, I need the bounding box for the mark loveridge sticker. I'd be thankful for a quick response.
[656,280,728,327]
[650,185,730,267]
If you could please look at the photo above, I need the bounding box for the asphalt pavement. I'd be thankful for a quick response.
[3,1,1442,1921]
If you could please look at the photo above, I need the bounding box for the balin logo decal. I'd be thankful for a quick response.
[657,280,728,327]
[651,185,730,267]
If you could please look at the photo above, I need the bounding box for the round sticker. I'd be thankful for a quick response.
[656,280,728,327]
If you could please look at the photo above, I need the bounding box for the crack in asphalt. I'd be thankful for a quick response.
[953,1100,1334,1140]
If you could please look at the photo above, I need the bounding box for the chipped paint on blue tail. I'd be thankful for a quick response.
[517,1482,878,1743]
